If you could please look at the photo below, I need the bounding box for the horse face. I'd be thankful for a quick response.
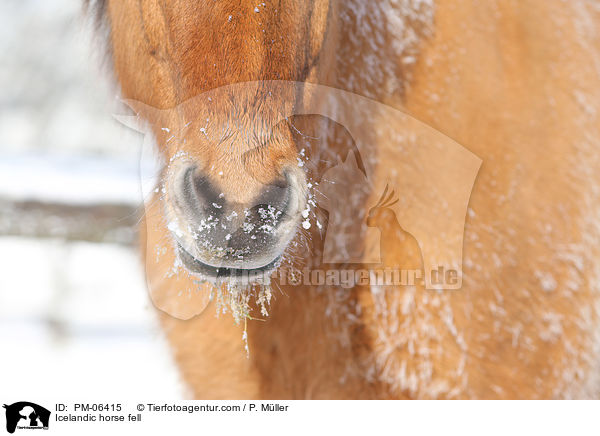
[105,0,335,283]
[158,103,308,281]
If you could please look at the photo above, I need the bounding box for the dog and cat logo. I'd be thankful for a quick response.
[2,402,50,433]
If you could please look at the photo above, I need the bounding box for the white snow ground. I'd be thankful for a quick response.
[0,238,184,399]
[0,237,186,399]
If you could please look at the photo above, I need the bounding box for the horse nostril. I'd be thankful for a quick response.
[252,178,291,219]
[174,165,294,243]
[227,178,291,244]
[180,166,290,218]
[180,166,224,216]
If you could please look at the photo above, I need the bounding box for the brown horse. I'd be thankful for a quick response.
[92,0,600,398]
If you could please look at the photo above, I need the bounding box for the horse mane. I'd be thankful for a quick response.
[83,0,113,72]
[83,0,107,26]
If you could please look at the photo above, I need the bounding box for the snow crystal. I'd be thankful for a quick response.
[535,271,557,293]
[167,220,184,238]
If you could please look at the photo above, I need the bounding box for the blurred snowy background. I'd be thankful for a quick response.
[0,0,183,398]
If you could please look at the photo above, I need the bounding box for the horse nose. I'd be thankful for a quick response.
[171,164,296,271]
[182,166,290,228]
